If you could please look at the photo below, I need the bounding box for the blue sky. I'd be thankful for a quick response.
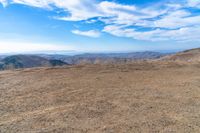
[0,0,200,53]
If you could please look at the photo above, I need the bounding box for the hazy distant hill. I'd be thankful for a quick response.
[0,55,7,60]
[45,51,167,64]
[0,51,174,70]
[0,55,68,70]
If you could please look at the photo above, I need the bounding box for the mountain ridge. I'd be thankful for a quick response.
[0,48,199,70]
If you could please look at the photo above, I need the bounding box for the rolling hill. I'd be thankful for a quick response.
[0,55,67,70]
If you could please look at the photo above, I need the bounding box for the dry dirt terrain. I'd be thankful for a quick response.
[0,61,200,133]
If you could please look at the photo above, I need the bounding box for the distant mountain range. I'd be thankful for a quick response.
[1,48,199,70]
[40,51,168,64]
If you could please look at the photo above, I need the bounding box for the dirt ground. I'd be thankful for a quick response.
[0,61,200,133]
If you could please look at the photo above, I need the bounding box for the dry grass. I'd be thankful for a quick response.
[0,61,200,133]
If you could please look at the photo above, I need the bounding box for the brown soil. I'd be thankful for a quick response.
[0,61,200,133]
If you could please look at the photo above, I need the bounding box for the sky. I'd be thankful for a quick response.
[0,0,200,54]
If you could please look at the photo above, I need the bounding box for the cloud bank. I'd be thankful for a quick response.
[1,0,200,41]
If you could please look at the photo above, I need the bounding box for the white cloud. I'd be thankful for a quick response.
[72,30,100,38]
[103,25,164,41]
[103,24,200,42]
[0,0,7,7]
[155,15,200,29]
[187,0,200,7]
[1,0,200,42]
[100,1,200,41]
[138,10,200,29]
[10,0,101,21]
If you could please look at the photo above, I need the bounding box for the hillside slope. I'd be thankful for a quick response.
[161,48,200,63]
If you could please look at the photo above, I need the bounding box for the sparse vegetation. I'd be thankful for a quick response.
[0,49,200,132]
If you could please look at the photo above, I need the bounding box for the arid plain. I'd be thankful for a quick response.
[0,49,200,133]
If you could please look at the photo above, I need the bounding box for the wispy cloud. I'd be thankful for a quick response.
[72,30,100,38]
[0,0,7,7]
[103,24,200,42]
[1,0,200,42]
[10,0,100,21]
[187,0,200,8]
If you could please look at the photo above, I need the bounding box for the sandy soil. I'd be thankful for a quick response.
[0,62,200,133]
